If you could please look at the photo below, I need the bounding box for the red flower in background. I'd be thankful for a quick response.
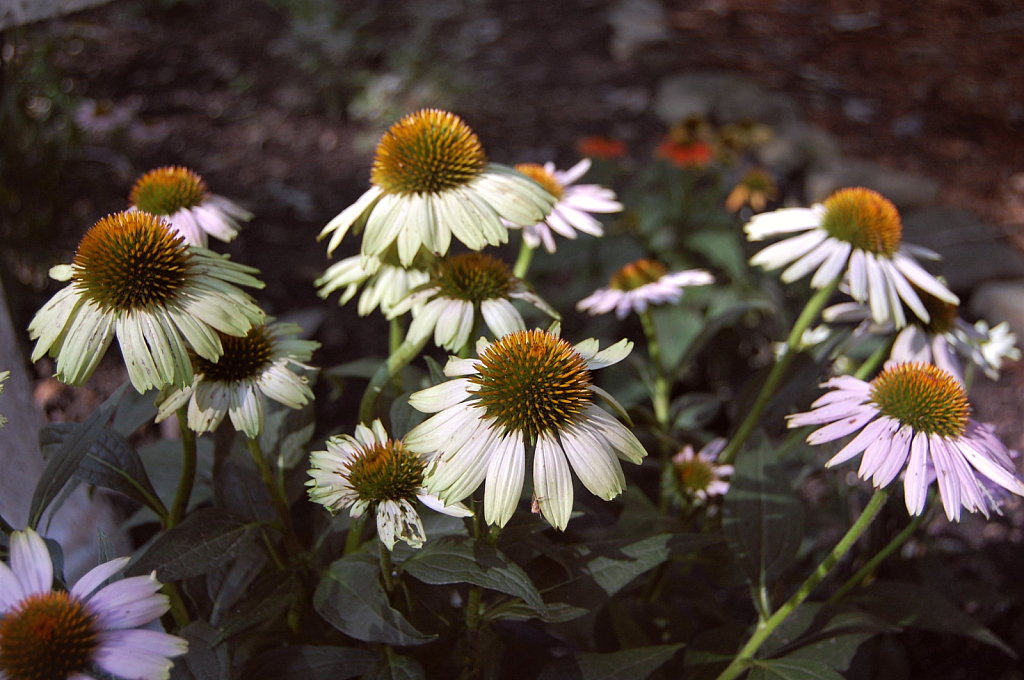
[656,138,714,167]
[576,135,627,159]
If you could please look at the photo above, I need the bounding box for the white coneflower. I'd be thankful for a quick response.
[129,166,252,247]
[319,109,556,266]
[154,322,318,438]
[315,252,431,318]
[662,438,733,505]
[506,159,622,253]
[28,211,265,393]
[576,259,714,320]
[824,292,1020,382]
[389,253,558,352]
[0,528,187,680]
[404,329,647,530]
[306,420,471,550]
[746,187,958,328]
[788,362,1024,520]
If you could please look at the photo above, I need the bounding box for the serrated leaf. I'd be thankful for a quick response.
[29,383,128,528]
[127,508,262,581]
[585,534,672,597]
[41,423,163,513]
[212,573,300,645]
[361,651,426,680]
[314,553,435,646]
[723,439,804,606]
[404,536,546,615]
[849,581,1016,658]
[748,658,845,680]
[240,646,375,680]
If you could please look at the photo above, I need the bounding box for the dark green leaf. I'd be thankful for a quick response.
[240,646,375,680]
[723,438,804,606]
[127,508,262,581]
[389,391,426,439]
[212,574,300,645]
[488,601,588,623]
[423,356,446,386]
[849,581,1016,658]
[748,658,845,680]
[671,393,722,432]
[111,387,158,436]
[683,230,747,282]
[314,553,435,646]
[176,621,231,680]
[29,383,128,528]
[361,651,426,680]
[41,423,163,512]
[540,644,683,680]
[585,534,673,597]
[404,536,546,615]
[137,438,214,509]
[650,306,703,371]
[95,528,121,584]
[760,604,894,672]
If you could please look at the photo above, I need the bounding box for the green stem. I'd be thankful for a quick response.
[828,502,931,604]
[466,585,483,632]
[379,541,396,592]
[719,280,838,465]
[714,487,891,680]
[389,316,406,392]
[163,582,190,628]
[513,238,536,279]
[639,309,670,429]
[344,514,367,556]
[359,335,429,423]
[247,437,302,555]
[168,409,197,528]
[853,340,891,381]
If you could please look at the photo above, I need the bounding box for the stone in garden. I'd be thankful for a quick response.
[756,123,843,175]
[654,71,800,127]
[805,158,939,210]
[969,280,1024,338]
[607,0,670,62]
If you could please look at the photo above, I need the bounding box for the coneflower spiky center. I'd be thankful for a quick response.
[129,166,209,215]
[73,211,191,312]
[193,326,274,382]
[433,253,515,303]
[514,164,564,200]
[470,330,593,440]
[370,109,487,196]
[820,187,902,257]
[870,363,969,438]
[609,259,668,291]
[674,457,715,494]
[345,440,425,503]
[0,591,100,680]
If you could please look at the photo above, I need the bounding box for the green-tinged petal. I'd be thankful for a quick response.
[166,305,223,360]
[228,382,264,438]
[189,379,229,433]
[116,313,163,392]
[155,385,193,423]
[483,431,525,527]
[257,364,312,409]
[435,190,487,251]
[320,186,384,255]
[361,193,406,258]
[534,432,573,530]
[55,303,115,386]
[28,286,84,360]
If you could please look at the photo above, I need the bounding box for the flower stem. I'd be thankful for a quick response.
[719,279,838,465]
[854,339,891,381]
[714,486,891,680]
[379,541,396,592]
[163,582,190,628]
[168,408,197,528]
[359,335,429,423]
[513,238,536,279]
[389,316,406,392]
[639,309,671,429]
[828,500,931,604]
[344,514,367,555]
[247,437,302,555]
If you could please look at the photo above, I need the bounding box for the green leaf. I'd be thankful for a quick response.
[403,536,546,615]
[586,534,673,597]
[360,651,426,680]
[423,356,447,386]
[127,508,262,581]
[137,438,214,509]
[650,306,703,371]
[111,387,158,436]
[540,644,683,680]
[722,438,804,608]
[748,659,845,680]
[389,391,426,439]
[683,230,747,282]
[759,604,894,672]
[40,424,162,513]
[671,393,721,432]
[96,528,120,581]
[314,553,435,646]
[487,601,589,623]
[176,621,232,680]
[849,581,1017,658]
[212,573,300,645]
[29,383,128,528]
[240,646,375,680]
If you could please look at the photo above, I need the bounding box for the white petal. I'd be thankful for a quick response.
[94,629,188,680]
[559,423,625,501]
[483,430,526,527]
[904,431,931,515]
[408,378,473,413]
[11,529,53,597]
[71,557,131,600]
[534,432,574,530]
[481,299,525,339]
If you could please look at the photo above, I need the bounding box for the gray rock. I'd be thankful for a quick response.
[805,157,940,210]
[892,114,924,138]
[607,0,669,63]
[902,207,1024,292]
[654,71,800,127]
[969,280,1024,338]
[756,123,842,175]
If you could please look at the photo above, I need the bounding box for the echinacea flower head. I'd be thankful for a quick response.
[788,362,1024,520]
[0,528,187,680]
[315,250,431,317]
[390,253,558,352]
[663,438,733,504]
[575,136,627,160]
[576,259,714,319]
[154,322,318,438]
[824,288,1020,382]
[129,166,252,247]
[306,420,472,550]
[507,160,623,253]
[318,109,556,265]
[725,168,778,213]
[28,211,265,393]
[404,329,647,530]
[747,187,958,328]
